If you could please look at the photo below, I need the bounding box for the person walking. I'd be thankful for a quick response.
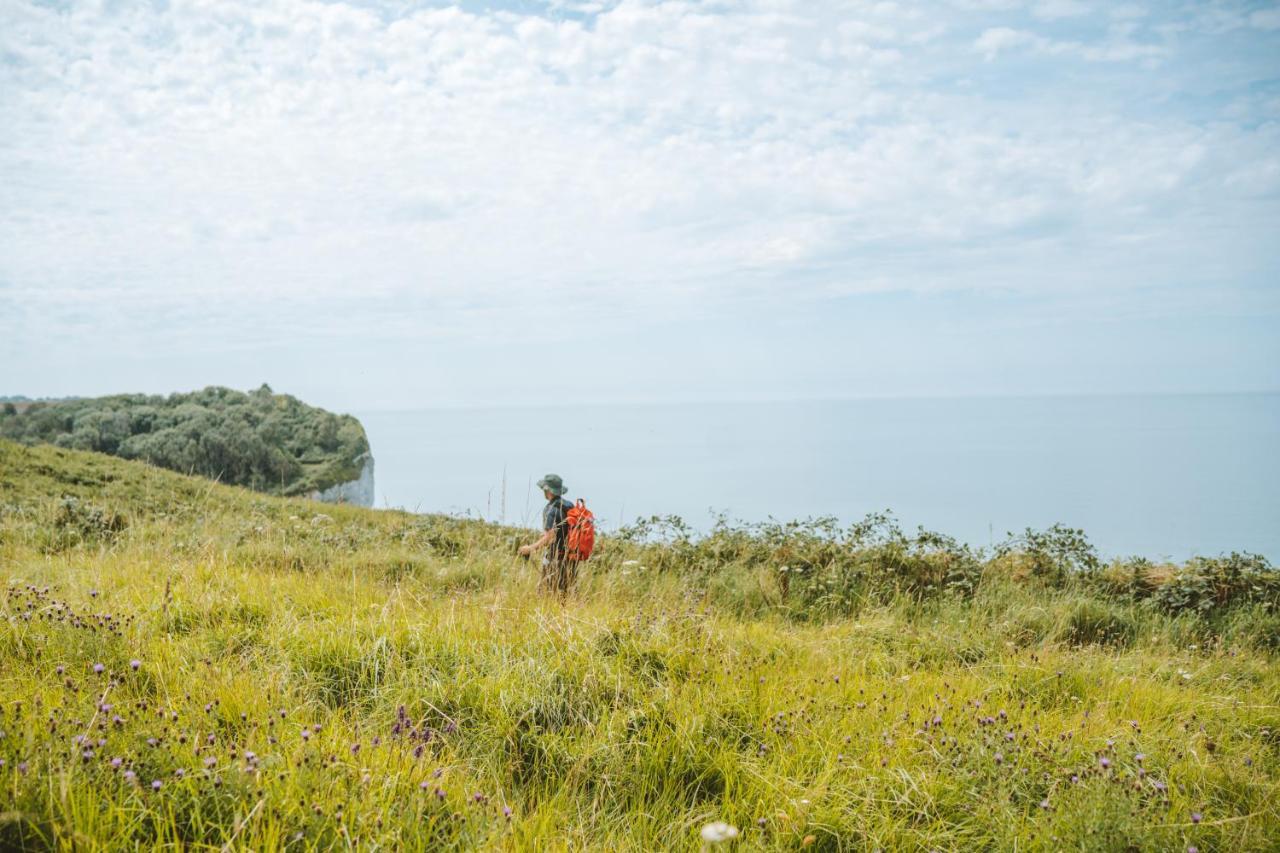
[519,473,578,597]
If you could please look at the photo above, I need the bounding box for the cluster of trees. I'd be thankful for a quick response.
[0,385,369,496]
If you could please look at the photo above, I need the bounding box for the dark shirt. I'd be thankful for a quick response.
[542,496,573,562]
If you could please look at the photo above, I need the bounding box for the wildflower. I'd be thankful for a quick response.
[55,666,64,676]
[420,781,430,790]
[1039,799,1050,809]
[472,792,486,803]
[503,806,513,819]
[756,817,767,828]
[1100,757,1111,769]
[700,822,740,844]
[93,663,105,674]
[351,743,360,755]
[130,659,141,671]
[123,770,136,782]
[1191,812,1202,824]
[17,762,28,775]
[151,780,162,790]
[110,757,123,769]
[301,729,311,741]
[1135,753,1145,763]
[994,753,1004,765]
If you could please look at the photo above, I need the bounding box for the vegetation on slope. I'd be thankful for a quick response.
[0,386,368,497]
[0,439,1277,850]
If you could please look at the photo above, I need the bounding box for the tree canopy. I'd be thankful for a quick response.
[0,385,369,496]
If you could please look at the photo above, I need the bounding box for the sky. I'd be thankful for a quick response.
[1,0,1278,412]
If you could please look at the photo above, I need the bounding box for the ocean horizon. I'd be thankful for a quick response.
[358,391,1280,563]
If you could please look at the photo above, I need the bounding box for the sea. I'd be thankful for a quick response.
[358,393,1280,563]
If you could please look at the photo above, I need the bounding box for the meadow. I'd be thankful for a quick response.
[1,438,1277,850]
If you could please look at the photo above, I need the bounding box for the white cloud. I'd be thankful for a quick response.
[1032,0,1090,21]
[1250,8,1280,30]
[0,0,1276,399]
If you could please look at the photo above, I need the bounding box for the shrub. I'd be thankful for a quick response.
[1151,553,1278,616]
[996,524,1099,585]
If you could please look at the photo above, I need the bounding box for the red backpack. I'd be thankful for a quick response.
[565,499,596,562]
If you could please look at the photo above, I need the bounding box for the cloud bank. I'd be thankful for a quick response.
[1,0,1277,405]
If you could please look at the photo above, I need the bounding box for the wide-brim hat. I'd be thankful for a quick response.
[537,474,567,496]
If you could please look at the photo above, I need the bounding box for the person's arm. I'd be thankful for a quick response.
[519,528,554,556]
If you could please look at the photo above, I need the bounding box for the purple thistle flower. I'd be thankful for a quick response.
[17,762,28,775]
[994,753,1004,765]
[151,780,162,790]
[435,788,445,800]
[301,729,310,740]
[93,663,105,674]
[1100,757,1111,769]
[1191,812,1202,824]
[504,806,513,819]
[1135,753,1145,763]
[350,743,360,755]
[1039,799,1050,809]
[472,792,485,803]
[123,770,136,782]
[420,780,430,790]
[204,757,216,767]
[55,666,64,676]
[110,757,123,769]
[1189,848,1198,853]
[130,659,141,671]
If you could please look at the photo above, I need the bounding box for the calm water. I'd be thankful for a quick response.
[358,394,1280,562]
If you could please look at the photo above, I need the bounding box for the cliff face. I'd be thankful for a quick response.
[311,452,375,507]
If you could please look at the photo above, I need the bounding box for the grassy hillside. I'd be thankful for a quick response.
[0,386,369,497]
[1,439,1277,850]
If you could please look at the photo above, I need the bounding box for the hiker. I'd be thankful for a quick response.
[518,473,592,597]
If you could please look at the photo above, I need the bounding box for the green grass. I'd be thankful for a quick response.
[1,439,1277,850]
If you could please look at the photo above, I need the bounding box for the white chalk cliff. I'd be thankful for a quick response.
[311,452,375,507]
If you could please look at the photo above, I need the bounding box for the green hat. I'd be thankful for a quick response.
[537,473,567,496]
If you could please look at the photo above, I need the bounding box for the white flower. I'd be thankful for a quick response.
[622,560,640,567]
[700,822,740,844]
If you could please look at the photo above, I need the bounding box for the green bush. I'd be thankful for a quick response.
[0,385,367,496]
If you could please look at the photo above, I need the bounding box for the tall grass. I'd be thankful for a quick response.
[1,440,1277,850]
